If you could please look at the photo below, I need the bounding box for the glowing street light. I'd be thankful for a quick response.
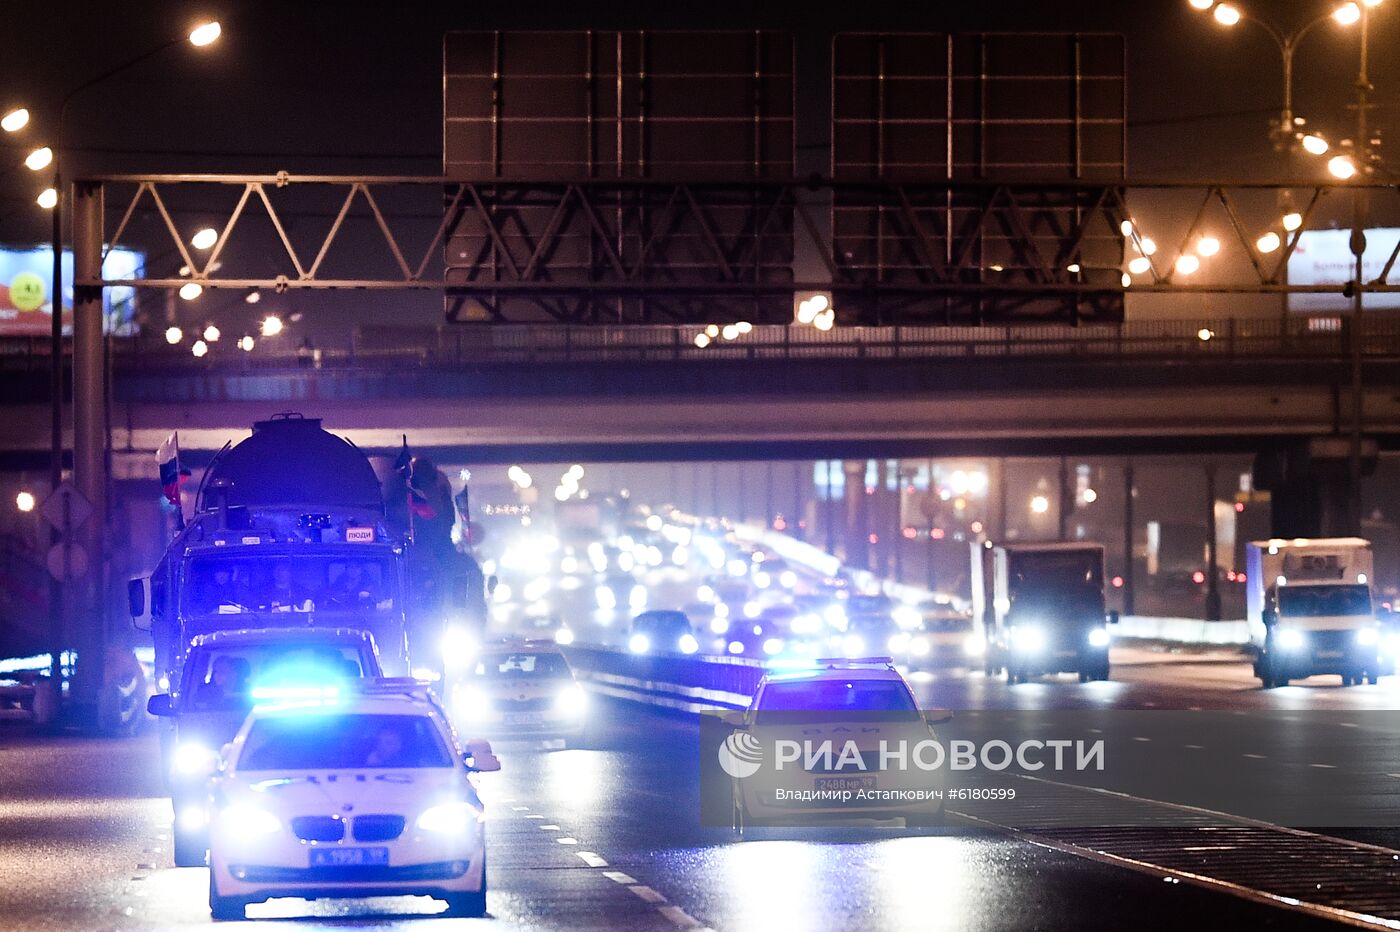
[244,290,261,304]
[1175,254,1201,276]
[178,282,203,300]
[1136,237,1157,256]
[238,335,255,352]
[1282,212,1303,232]
[1127,256,1152,275]
[191,339,209,358]
[24,147,52,171]
[1197,236,1221,257]
[1256,231,1282,254]
[1301,133,1329,155]
[813,308,836,331]
[1333,2,1361,25]
[1,108,28,133]
[191,227,218,250]
[36,188,57,209]
[721,324,739,340]
[189,21,222,47]
[1029,495,1050,515]
[1213,3,1242,25]
[1189,0,1214,8]
[164,326,183,345]
[16,491,36,513]
[1198,328,1215,341]
[1327,154,1357,179]
[260,315,284,337]
[694,332,711,348]
[202,324,221,342]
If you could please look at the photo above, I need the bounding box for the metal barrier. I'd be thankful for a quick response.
[563,645,764,712]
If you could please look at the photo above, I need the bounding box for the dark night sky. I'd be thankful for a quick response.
[1,0,1395,336]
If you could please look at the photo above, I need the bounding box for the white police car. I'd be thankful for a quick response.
[450,641,588,747]
[725,658,949,832]
[206,682,499,921]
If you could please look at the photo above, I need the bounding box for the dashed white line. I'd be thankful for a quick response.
[1184,744,1204,750]
[557,837,579,845]
[657,904,709,928]
[602,870,638,885]
[1242,754,1266,759]
[1308,763,1336,769]
[1132,737,1151,743]
[539,824,561,831]
[577,851,609,868]
[629,885,668,904]
[512,805,530,811]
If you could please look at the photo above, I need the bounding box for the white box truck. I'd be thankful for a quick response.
[1246,537,1383,687]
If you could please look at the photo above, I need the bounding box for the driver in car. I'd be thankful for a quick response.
[196,566,245,614]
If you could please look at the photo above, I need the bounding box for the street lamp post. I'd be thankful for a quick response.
[47,23,221,721]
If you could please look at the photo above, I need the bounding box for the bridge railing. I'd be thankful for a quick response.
[7,315,1400,372]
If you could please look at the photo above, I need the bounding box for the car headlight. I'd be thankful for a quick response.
[554,626,576,646]
[1088,628,1111,649]
[416,801,481,835]
[628,633,650,654]
[1356,627,1380,646]
[554,683,586,715]
[441,626,477,667]
[679,633,700,654]
[963,635,986,657]
[1277,628,1306,650]
[455,685,493,720]
[887,633,911,653]
[1011,626,1046,653]
[762,637,784,656]
[172,742,219,778]
[220,803,281,838]
[893,606,921,629]
[177,805,209,832]
[910,636,930,656]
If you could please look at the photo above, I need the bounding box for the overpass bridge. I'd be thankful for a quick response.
[4,316,1398,464]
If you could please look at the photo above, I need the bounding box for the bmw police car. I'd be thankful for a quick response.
[449,641,588,747]
[206,682,499,921]
[724,658,949,832]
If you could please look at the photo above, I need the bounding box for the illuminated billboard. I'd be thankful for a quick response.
[1287,227,1400,313]
[0,245,144,337]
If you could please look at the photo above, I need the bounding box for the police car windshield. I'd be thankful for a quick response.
[183,555,396,617]
[183,643,372,711]
[239,713,454,770]
[756,679,919,724]
[472,652,571,679]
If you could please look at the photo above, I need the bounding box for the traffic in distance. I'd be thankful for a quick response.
[71,414,1400,927]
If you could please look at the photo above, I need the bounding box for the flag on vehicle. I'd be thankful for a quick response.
[157,432,182,506]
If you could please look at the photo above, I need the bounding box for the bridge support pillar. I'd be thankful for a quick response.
[1254,437,1377,539]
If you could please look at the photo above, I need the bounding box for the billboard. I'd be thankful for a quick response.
[1288,228,1400,313]
[0,245,144,337]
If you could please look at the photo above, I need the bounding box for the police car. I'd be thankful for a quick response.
[206,682,498,921]
[724,658,949,832]
[449,641,588,747]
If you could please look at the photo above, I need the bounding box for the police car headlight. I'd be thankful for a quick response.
[441,626,477,667]
[679,633,700,654]
[173,742,219,777]
[628,633,650,654]
[555,683,586,715]
[1277,628,1306,651]
[416,801,481,835]
[455,686,493,720]
[1088,628,1111,649]
[1356,627,1380,646]
[220,803,281,838]
[1011,626,1046,653]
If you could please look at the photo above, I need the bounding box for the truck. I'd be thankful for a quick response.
[971,541,1117,684]
[129,414,412,687]
[1246,537,1383,687]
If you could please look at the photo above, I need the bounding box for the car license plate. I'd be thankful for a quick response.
[505,712,544,725]
[310,847,389,867]
[814,775,876,793]
[1317,650,1344,658]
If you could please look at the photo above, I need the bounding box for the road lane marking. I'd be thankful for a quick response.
[577,851,608,867]
[1132,737,1151,742]
[1182,846,1238,852]
[629,885,667,903]
[539,824,560,830]
[1308,763,1336,769]
[1242,754,1266,759]
[1184,744,1204,749]
[525,814,545,819]
[557,837,579,845]
[512,805,530,811]
[603,871,638,885]
[658,904,709,928]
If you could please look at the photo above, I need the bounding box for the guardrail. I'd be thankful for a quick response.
[5,316,1400,373]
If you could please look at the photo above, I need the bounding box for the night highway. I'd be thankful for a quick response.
[6,0,1400,930]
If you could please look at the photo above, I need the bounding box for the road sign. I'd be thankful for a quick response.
[46,541,88,582]
[38,481,93,533]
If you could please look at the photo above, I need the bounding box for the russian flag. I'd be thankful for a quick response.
[157,432,182,507]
